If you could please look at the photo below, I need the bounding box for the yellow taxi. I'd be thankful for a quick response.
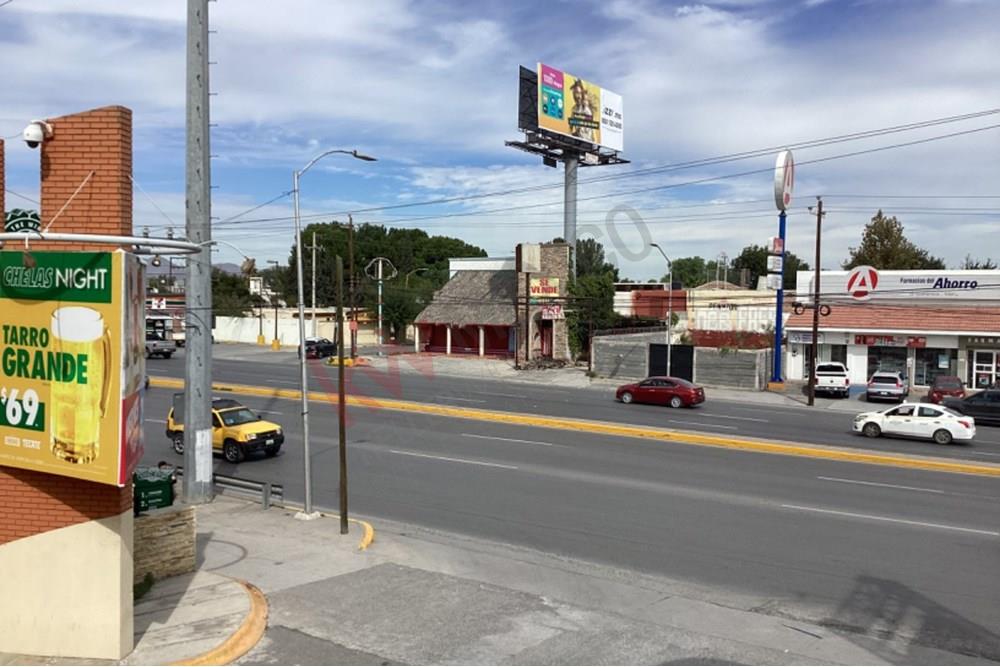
[166,394,283,463]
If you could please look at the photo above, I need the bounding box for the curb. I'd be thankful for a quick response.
[349,517,375,550]
[169,580,268,666]
[150,375,1000,478]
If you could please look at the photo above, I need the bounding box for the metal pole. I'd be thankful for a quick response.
[808,198,823,407]
[292,169,316,517]
[311,231,317,338]
[524,271,530,366]
[183,0,213,504]
[377,259,383,350]
[348,215,356,359]
[336,255,348,534]
[274,301,278,344]
[667,266,673,376]
[772,210,787,382]
[564,156,578,277]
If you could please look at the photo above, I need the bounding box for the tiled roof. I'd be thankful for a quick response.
[415,270,517,326]
[786,304,1000,334]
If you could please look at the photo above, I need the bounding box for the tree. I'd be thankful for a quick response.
[576,238,619,280]
[844,211,945,270]
[961,254,997,270]
[729,244,809,290]
[567,271,617,358]
[212,268,254,316]
[667,256,707,288]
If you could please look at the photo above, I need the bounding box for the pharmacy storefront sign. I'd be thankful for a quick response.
[0,251,144,486]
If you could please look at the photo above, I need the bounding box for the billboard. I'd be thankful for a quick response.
[796,269,1000,303]
[0,251,144,486]
[537,63,623,152]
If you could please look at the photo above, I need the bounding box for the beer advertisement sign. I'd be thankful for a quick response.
[0,251,144,486]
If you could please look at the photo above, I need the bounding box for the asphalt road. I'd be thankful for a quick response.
[140,357,1000,659]
[147,353,1000,462]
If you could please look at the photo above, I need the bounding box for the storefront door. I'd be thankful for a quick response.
[970,350,999,389]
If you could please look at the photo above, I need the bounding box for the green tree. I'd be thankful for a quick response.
[212,268,254,316]
[730,244,809,290]
[667,256,706,288]
[844,211,945,270]
[961,254,997,270]
[567,271,617,358]
[576,238,619,280]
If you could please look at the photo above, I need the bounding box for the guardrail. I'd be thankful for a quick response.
[173,466,284,509]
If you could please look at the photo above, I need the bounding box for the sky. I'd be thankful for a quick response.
[1,0,998,281]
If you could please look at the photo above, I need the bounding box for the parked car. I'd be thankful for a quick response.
[300,337,337,359]
[927,375,965,404]
[166,394,284,463]
[853,402,975,445]
[145,334,176,359]
[865,371,909,403]
[616,376,705,408]
[813,362,851,398]
[942,390,1000,426]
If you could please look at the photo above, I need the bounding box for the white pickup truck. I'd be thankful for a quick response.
[814,362,851,398]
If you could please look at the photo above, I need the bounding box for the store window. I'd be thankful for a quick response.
[914,348,957,386]
[970,350,999,389]
[867,346,907,379]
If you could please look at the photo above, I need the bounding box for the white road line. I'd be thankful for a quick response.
[435,396,487,403]
[781,504,999,537]
[816,476,943,494]
[697,413,770,423]
[668,420,739,431]
[389,449,518,469]
[145,418,167,424]
[461,433,565,448]
[969,451,1000,457]
[471,391,526,399]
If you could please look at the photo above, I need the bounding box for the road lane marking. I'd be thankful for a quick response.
[668,420,738,431]
[389,449,518,469]
[781,504,999,537]
[816,476,943,494]
[969,452,1000,457]
[148,376,1000,478]
[461,433,565,448]
[698,413,770,423]
[472,391,528,399]
[145,418,167,424]
[435,396,487,403]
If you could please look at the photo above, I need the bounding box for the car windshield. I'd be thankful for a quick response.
[219,408,259,427]
[935,378,962,389]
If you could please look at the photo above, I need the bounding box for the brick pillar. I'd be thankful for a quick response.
[0,106,135,660]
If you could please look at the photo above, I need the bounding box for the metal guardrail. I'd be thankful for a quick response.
[173,466,284,509]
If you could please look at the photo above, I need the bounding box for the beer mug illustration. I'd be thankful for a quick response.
[50,307,112,464]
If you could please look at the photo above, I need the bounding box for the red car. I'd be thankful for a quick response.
[616,376,705,408]
[927,375,965,404]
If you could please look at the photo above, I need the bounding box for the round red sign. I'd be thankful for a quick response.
[846,265,879,301]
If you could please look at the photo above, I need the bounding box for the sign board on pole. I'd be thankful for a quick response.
[0,251,144,486]
[538,63,624,152]
[769,237,784,255]
[766,256,784,273]
[774,150,794,211]
[541,304,565,320]
[765,274,782,290]
[516,243,541,273]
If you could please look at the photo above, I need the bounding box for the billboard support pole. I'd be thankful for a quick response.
[771,209,787,382]
[183,0,214,504]
[564,156,578,277]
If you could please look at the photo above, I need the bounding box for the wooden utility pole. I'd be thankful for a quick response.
[807,197,824,407]
[347,215,357,358]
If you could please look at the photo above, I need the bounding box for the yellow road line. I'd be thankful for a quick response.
[150,376,1000,478]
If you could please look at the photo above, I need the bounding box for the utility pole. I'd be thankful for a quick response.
[336,256,348,535]
[808,197,824,407]
[347,214,356,358]
[183,0,213,504]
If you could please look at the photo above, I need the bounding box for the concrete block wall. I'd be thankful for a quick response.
[593,340,648,380]
[694,348,768,390]
[133,504,196,585]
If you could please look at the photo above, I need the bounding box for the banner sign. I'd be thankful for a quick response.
[538,63,624,152]
[855,334,927,348]
[541,304,565,320]
[0,251,144,486]
[529,277,560,298]
[796,269,1000,302]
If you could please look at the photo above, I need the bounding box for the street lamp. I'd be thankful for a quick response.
[404,267,429,289]
[292,148,376,518]
[650,243,673,377]
[267,260,280,350]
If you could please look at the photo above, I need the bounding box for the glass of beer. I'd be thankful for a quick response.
[50,306,111,464]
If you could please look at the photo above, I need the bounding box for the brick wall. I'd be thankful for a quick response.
[0,468,133,544]
[133,503,196,584]
[517,242,571,361]
[1,106,135,544]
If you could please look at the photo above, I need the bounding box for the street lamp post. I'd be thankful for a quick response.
[650,243,673,377]
[405,267,428,290]
[292,149,375,518]
[267,260,280,349]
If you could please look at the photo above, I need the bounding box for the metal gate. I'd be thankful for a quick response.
[648,344,694,381]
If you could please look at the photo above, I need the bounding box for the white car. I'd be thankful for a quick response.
[853,402,975,445]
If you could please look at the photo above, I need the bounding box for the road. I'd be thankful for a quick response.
[143,352,1000,659]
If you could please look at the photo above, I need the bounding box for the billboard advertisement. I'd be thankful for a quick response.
[537,63,623,152]
[0,251,145,486]
[796,269,1000,303]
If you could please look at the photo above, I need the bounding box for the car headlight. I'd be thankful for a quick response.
[243,432,255,441]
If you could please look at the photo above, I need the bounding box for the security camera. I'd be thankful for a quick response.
[23,120,53,149]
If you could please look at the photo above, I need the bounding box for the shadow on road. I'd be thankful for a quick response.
[821,575,1000,662]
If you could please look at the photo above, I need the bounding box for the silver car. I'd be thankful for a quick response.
[865,371,909,402]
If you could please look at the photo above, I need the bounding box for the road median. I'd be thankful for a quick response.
[149,375,1000,478]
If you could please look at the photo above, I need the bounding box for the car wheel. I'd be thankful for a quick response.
[669,396,684,409]
[223,439,245,463]
[932,429,953,446]
[864,393,871,402]
[620,392,633,404]
[862,422,881,438]
[145,347,151,359]
[265,445,281,457]
[163,352,172,359]
[172,435,184,455]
